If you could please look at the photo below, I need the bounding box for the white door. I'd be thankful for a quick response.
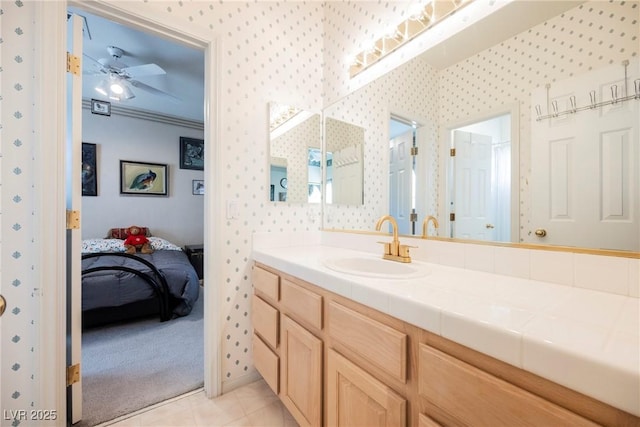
[453,130,495,240]
[531,61,639,251]
[389,130,414,235]
[333,144,363,205]
[67,13,84,423]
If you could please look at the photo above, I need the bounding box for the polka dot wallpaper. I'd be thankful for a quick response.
[1,0,637,412]
[1,0,41,413]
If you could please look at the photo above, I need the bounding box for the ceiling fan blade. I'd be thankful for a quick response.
[122,63,166,78]
[128,79,181,101]
[83,53,108,74]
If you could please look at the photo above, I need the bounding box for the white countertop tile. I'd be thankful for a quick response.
[251,244,640,417]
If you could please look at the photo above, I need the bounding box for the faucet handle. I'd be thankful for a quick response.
[376,241,392,255]
[398,244,417,258]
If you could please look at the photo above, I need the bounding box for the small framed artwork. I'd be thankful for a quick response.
[82,143,98,196]
[91,99,111,116]
[120,160,168,196]
[192,179,204,195]
[180,137,204,170]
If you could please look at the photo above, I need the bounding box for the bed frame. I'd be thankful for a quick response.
[81,252,172,326]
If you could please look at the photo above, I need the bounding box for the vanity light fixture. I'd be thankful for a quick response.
[349,0,474,78]
[269,103,302,131]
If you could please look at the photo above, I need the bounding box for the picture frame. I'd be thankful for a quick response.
[82,143,98,196]
[120,160,168,196]
[91,99,111,116]
[192,179,204,195]
[179,137,204,170]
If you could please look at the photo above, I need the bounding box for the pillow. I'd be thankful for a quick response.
[148,237,182,251]
[82,238,125,254]
[106,226,151,239]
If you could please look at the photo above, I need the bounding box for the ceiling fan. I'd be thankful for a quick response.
[84,45,180,102]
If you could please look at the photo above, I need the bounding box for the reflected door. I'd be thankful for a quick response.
[531,62,639,251]
[453,130,495,241]
[390,131,414,235]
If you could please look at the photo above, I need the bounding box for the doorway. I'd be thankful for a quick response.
[446,112,516,243]
[66,3,214,425]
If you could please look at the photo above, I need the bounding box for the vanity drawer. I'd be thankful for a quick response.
[328,302,407,383]
[252,294,279,348]
[253,333,279,394]
[253,265,280,302]
[418,344,599,426]
[281,279,323,330]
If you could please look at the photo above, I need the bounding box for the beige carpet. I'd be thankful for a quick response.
[77,288,203,426]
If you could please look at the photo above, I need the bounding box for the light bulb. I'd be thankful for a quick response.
[110,83,124,95]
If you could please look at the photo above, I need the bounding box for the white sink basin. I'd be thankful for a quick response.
[322,256,430,280]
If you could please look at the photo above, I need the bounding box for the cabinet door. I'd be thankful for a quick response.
[327,349,406,427]
[281,315,322,427]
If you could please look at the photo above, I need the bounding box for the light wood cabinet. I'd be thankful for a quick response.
[251,262,640,427]
[281,315,323,427]
[253,265,280,302]
[252,294,278,348]
[328,301,407,383]
[327,349,406,427]
[281,278,323,330]
[418,344,599,426]
[252,334,279,394]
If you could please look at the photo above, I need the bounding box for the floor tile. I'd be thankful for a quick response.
[104,380,295,427]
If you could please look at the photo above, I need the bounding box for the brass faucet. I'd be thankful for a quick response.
[375,215,413,263]
[422,215,439,238]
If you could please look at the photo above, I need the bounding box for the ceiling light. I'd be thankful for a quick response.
[95,79,109,97]
[110,82,124,95]
[122,84,135,100]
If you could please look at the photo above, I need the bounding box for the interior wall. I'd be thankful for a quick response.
[81,108,204,247]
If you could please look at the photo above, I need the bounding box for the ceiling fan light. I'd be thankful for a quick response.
[95,79,109,96]
[110,82,124,95]
[122,84,136,100]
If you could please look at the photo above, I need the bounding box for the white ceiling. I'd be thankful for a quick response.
[69,7,205,122]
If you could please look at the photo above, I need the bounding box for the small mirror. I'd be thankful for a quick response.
[269,102,322,203]
[325,117,365,205]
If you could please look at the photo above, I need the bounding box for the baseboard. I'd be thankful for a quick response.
[221,368,261,393]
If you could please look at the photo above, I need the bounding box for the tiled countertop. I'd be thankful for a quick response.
[252,244,640,417]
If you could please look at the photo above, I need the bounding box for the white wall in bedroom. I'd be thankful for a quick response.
[81,108,205,247]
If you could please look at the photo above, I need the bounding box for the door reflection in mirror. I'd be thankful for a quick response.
[325,117,365,205]
[448,113,512,242]
[389,116,417,235]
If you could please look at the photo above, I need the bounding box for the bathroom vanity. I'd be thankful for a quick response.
[251,241,639,427]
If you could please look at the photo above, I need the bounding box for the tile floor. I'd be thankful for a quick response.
[102,379,298,427]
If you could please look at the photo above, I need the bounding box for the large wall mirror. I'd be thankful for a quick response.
[269,102,322,204]
[322,0,639,253]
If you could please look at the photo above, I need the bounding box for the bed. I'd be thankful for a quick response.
[81,230,200,328]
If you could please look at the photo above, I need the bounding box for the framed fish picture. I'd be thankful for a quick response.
[120,160,168,196]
